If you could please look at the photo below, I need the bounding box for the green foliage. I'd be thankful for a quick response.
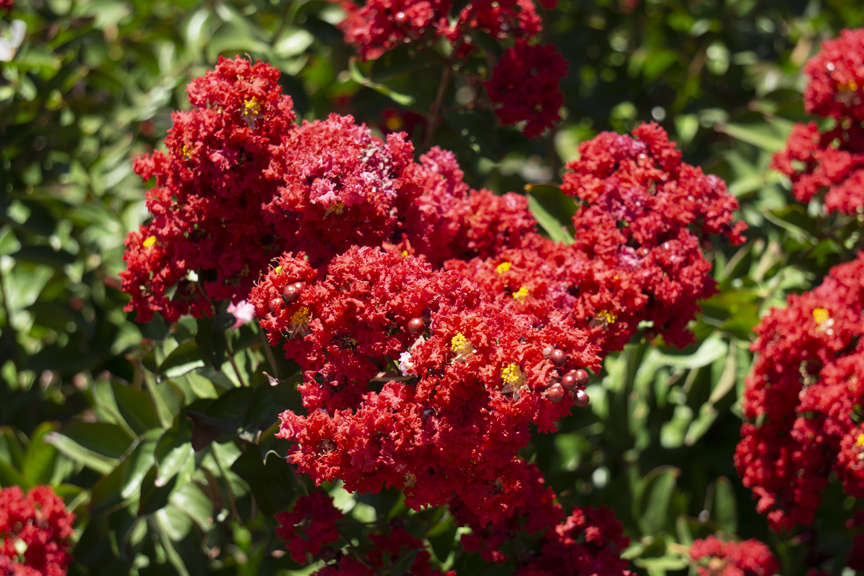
[3,0,864,574]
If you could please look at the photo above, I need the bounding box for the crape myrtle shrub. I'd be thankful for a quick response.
[6,0,864,574]
[119,55,743,573]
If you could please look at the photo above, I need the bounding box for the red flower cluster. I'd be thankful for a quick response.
[275,492,453,575]
[122,56,297,322]
[689,536,779,576]
[0,1,12,12]
[247,121,742,562]
[486,42,568,138]
[736,253,864,530]
[0,486,74,576]
[516,507,633,576]
[336,0,567,136]
[773,29,864,215]
[122,58,535,321]
[125,59,743,569]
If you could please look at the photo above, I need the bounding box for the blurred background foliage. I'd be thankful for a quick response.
[1,0,863,574]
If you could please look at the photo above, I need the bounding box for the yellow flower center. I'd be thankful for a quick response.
[181,144,192,159]
[839,80,859,92]
[290,306,311,330]
[243,97,261,116]
[450,332,474,357]
[501,363,525,388]
[513,286,530,301]
[812,308,830,325]
[142,235,157,248]
[495,261,512,275]
[401,249,409,257]
[326,201,345,216]
[273,265,282,275]
[856,433,864,449]
[596,309,617,324]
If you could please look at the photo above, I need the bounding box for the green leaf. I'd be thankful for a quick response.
[639,467,679,535]
[160,340,205,379]
[710,477,737,534]
[716,120,792,153]
[527,189,575,245]
[230,444,296,515]
[46,421,134,474]
[22,422,59,488]
[349,59,414,106]
[113,382,161,435]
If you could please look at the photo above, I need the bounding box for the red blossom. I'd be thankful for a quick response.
[338,0,452,61]
[486,41,568,137]
[0,486,74,576]
[275,492,343,564]
[736,253,864,530]
[689,536,779,576]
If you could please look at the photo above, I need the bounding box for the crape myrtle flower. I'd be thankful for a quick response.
[736,253,864,530]
[276,491,453,575]
[275,491,343,564]
[337,0,452,61]
[122,56,297,322]
[803,29,864,122]
[773,29,864,215]
[0,486,74,576]
[563,122,746,348]
[334,0,565,137]
[689,537,779,576]
[249,123,743,561]
[486,41,568,137]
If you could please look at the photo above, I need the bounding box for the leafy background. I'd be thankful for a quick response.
[1,0,863,574]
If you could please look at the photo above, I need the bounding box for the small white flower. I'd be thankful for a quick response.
[0,20,26,63]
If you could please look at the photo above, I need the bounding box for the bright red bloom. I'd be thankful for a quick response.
[515,507,632,576]
[449,0,542,47]
[803,29,864,122]
[338,0,452,60]
[248,122,742,563]
[486,42,568,137]
[773,29,864,215]
[121,56,296,322]
[563,122,746,348]
[689,537,779,576]
[736,253,864,530]
[0,486,74,576]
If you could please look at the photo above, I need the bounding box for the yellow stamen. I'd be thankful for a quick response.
[500,363,525,389]
[142,235,157,249]
[181,144,192,159]
[596,310,617,324]
[274,265,282,275]
[401,250,409,257]
[450,332,474,356]
[513,286,530,301]
[243,97,261,116]
[840,80,859,92]
[495,261,512,275]
[290,306,311,330]
[326,201,345,216]
[812,308,830,325]
[856,433,864,449]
